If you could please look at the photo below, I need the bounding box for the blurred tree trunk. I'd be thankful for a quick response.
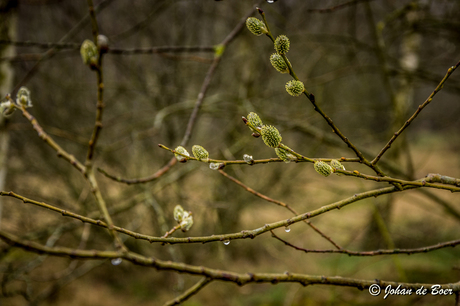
[0,0,17,226]
[363,2,422,250]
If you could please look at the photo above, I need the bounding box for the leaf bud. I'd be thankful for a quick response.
[275,147,297,163]
[180,215,194,232]
[247,112,263,133]
[192,145,209,161]
[174,146,190,162]
[261,125,282,148]
[173,205,185,222]
[0,101,16,117]
[270,53,290,74]
[314,161,333,177]
[274,35,290,54]
[285,80,305,97]
[80,39,98,68]
[246,17,268,36]
[16,87,32,108]
[330,159,346,172]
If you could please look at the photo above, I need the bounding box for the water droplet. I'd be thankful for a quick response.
[209,163,221,170]
[111,258,122,265]
[266,0,276,3]
[223,240,230,245]
[243,154,253,163]
[285,226,291,233]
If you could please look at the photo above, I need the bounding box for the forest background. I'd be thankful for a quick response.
[0,0,460,305]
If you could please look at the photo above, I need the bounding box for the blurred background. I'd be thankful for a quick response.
[0,0,460,305]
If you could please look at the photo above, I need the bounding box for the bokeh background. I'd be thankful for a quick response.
[1,0,460,305]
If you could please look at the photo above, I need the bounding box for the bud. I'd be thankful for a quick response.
[330,159,345,172]
[246,17,268,36]
[80,39,98,68]
[274,35,290,54]
[174,205,185,222]
[314,161,333,177]
[16,87,32,108]
[192,145,209,161]
[285,80,305,97]
[270,53,290,74]
[180,215,194,232]
[261,125,282,148]
[275,147,297,163]
[97,35,109,54]
[174,146,190,162]
[0,101,16,117]
[247,112,263,133]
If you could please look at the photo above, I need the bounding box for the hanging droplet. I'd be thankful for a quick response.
[223,240,230,245]
[266,0,276,3]
[285,226,291,233]
[111,258,122,265]
[209,163,220,170]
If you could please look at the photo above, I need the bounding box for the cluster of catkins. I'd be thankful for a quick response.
[246,17,305,97]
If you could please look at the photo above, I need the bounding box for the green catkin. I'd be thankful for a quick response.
[285,80,305,97]
[314,161,333,177]
[246,17,268,36]
[261,125,282,148]
[192,145,209,161]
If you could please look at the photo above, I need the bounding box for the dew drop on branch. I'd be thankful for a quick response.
[111,258,122,265]
[285,226,291,233]
[223,240,230,245]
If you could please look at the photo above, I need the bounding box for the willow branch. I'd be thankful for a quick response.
[158,144,358,166]
[337,169,460,192]
[372,61,460,165]
[1,184,407,245]
[98,4,262,184]
[163,277,212,306]
[97,157,177,184]
[218,170,341,250]
[257,9,386,178]
[271,231,460,256]
[17,106,85,174]
[1,230,459,292]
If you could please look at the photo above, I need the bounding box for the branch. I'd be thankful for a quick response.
[1,184,406,245]
[1,230,459,292]
[17,106,85,174]
[97,157,177,185]
[271,231,460,256]
[336,169,460,192]
[98,4,263,184]
[218,170,341,250]
[257,9,387,178]
[163,277,212,306]
[372,61,460,165]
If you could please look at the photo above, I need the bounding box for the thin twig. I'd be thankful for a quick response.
[84,0,126,252]
[1,184,407,245]
[97,157,177,184]
[372,61,460,165]
[1,230,460,291]
[257,8,387,178]
[336,169,460,192]
[17,106,85,174]
[163,277,212,306]
[99,4,263,185]
[218,170,342,250]
[270,231,460,256]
